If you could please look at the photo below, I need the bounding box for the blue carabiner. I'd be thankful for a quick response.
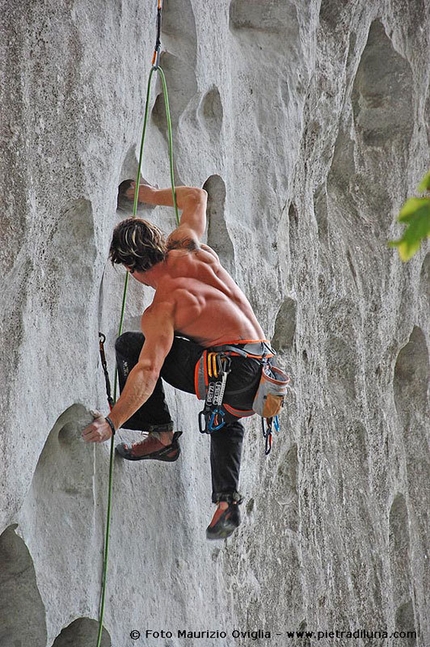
[208,409,225,431]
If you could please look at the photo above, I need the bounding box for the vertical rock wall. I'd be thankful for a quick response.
[1,0,429,645]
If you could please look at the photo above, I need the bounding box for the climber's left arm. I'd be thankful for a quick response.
[82,302,175,443]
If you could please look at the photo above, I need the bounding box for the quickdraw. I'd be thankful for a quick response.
[152,0,163,69]
[98,333,114,410]
[198,353,232,433]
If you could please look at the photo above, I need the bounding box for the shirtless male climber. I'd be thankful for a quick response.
[82,182,273,540]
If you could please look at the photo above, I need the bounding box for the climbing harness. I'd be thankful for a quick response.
[95,2,179,646]
[196,341,290,454]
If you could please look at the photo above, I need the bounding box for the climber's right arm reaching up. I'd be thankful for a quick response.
[126,182,207,243]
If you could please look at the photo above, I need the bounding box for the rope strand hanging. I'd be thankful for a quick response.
[118,10,179,351]
[96,2,178,643]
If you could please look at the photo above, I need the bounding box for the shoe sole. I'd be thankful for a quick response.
[115,444,180,461]
[206,521,239,540]
[115,432,182,462]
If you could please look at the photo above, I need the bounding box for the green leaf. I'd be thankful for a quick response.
[389,238,423,262]
[398,197,430,222]
[418,170,430,193]
[389,199,430,261]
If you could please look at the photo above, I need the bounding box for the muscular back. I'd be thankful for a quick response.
[150,242,265,348]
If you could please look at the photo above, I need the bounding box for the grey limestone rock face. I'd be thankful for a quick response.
[1,0,429,645]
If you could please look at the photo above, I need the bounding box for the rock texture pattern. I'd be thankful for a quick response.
[1,0,429,646]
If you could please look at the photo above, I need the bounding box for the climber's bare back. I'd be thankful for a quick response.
[145,239,265,348]
[124,184,265,349]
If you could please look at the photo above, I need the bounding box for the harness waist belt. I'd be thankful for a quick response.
[209,340,275,360]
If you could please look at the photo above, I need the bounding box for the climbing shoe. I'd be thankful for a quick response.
[206,502,241,540]
[115,431,182,462]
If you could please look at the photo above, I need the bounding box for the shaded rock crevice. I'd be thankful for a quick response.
[0,525,47,646]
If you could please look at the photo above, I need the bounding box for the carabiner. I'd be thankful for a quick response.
[208,409,225,431]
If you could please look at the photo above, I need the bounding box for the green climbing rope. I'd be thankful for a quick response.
[115,65,179,360]
[96,31,179,647]
[158,65,180,226]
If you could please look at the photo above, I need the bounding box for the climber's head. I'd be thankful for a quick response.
[109,217,167,274]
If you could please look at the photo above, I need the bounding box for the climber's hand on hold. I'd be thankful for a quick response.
[124,181,137,201]
[125,180,159,204]
[82,410,113,443]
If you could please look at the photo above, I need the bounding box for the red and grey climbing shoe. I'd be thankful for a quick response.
[115,431,182,462]
[206,502,241,540]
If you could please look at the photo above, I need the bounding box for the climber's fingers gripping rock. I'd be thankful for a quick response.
[82,410,113,444]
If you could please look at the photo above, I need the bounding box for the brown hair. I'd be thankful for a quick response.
[109,218,167,273]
